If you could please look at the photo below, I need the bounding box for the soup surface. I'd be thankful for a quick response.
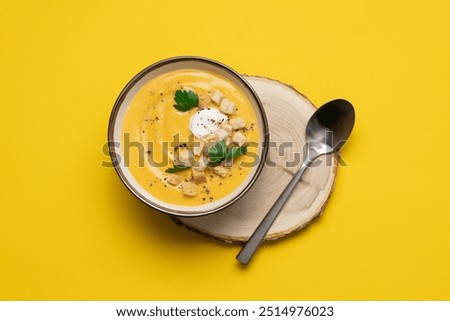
[122,69,260,207]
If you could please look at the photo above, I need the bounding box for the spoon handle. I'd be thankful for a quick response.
[236,158,311,265]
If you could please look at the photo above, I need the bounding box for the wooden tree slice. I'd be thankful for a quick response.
[173,76,339,243]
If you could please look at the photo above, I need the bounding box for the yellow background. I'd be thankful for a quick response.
[1,0,449,300]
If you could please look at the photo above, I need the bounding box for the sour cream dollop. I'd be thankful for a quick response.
[189,108,228,138]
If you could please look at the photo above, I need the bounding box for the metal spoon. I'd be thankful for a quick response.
[236,99,355,265]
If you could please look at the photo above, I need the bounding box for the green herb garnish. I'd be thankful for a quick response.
[207,140,247,166]
[165,164,191,173]
[207,140,227,162]
[173,90,199,112]
[225,145,247,161]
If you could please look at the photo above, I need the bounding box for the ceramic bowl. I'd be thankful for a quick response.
[108,56,269,216]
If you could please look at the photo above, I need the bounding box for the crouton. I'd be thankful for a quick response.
[232,131,247,146]
[213,165,229,177]
[180,182,198,197]
[166,174,181,186]
[198,94,212,108]
[211,90,224,105]
[214,128,229,142]
[220,123,233,132]
[175,149,192,166]
[192,168,207,184]
[219,98,236,115]
[230,117,245,130]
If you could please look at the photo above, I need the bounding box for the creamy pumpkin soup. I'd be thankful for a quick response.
[121,69,260,207]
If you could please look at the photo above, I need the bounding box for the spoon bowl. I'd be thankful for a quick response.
[306,99,355,151]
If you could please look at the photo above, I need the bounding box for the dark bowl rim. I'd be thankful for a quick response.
[108,56,269,217]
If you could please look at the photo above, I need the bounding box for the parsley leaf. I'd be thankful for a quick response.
[207,141,247,167]
[207,140,227,163]
[165,164,191,173]
[225,145,247,161]
[173,90,199,112]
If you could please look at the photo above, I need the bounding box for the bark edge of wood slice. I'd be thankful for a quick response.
[173,76,339,243]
